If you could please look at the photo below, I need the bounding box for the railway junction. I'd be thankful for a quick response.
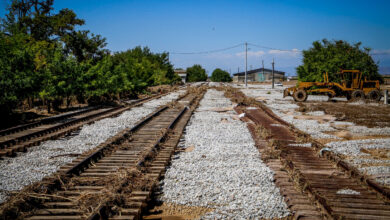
[1,83,390,219]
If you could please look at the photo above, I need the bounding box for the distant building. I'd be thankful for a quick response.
[174,69,187,83]
[382,74,390,85]
[233,68,285,83]
[288,76,298,81]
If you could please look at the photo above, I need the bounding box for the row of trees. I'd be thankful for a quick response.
[184,65,232,82]
[0,0,180,115]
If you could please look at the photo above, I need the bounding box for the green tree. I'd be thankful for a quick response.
[2,0,84,41]
[0,1,180,117]
[62,30,108,63]
[186,64,207,82]
[211,68,232,82]
[2,0,106,63]
[0,32,36,114]
[297,39,382,82]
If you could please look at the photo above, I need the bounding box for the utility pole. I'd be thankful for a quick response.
[245,42,248,87]
[272,58,275,89]
[262,60,264,81]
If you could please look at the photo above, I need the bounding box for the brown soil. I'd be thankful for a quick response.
[282,80,298,86]
[146,85,176,95]
[185,145,195,152]
[293,114,336,124]
[360,148,390,159]
[299,102,390,128]
[143,203,213,220]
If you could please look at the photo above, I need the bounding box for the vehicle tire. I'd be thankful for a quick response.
[293,90,308,102]
[346,93,352,100]
[351,90,365,100]
[368,90,381,101]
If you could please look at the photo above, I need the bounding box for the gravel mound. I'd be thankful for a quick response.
[0,91,185,204]
[160,89,289,219]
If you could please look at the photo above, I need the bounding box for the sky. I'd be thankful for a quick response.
[1,0,390,75]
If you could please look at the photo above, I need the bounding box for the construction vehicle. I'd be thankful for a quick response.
[284,70,381,102]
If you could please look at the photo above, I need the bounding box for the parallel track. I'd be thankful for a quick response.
[235,91,390,219]
[0,93,167,158]
[4,88,204,220]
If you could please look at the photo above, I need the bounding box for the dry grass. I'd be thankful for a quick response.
[253,124,271,140]
[360,148,390,160]
[262,140,282,162]
[0,174,70,219]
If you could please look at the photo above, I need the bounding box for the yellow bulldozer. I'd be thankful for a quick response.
[284,70,381,102]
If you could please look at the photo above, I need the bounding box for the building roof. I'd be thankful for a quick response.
[174,69,186,74]
[233,68,285,76]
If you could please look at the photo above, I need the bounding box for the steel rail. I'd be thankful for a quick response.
[0,93,169,157]
[66,106,169,176]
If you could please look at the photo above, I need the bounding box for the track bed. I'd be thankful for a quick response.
[0,88,204,219]
[234,89,390,219]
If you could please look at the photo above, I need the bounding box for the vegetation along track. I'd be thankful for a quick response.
[226,87,390,219]
[0,93,168,158]
[0,86,205,220]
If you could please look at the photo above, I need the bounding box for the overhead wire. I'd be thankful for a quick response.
[170,42,302,55]
[169,43,244,55]
[247,43,302,53]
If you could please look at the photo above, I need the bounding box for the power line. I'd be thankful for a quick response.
[170,43,244,55]
[169,42,301,55]
[247,43,301,53]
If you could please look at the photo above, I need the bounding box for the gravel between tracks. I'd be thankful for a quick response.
[0,91,185,204]
[160,89,289,219]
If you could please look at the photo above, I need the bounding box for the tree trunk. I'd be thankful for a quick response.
[47,101,51,113]
[66,96,71,109]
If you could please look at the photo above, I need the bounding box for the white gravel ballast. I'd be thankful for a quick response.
[161,89,289,219]
[0,91,185,204]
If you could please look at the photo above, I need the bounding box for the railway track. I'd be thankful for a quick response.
[231,89,390,219]
[0,87,204,219]
[0,93,167,158]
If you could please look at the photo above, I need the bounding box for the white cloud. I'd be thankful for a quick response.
[371,49,390,55]
[236,50,265,57]
[268,48,300,56]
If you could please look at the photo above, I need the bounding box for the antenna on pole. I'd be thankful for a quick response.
[245,42,248,87]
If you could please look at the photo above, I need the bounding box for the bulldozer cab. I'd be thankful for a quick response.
[338,70,362,89]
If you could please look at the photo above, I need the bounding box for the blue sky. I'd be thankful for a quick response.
[1,0,390,75]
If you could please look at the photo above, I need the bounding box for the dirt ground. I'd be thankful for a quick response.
[298,101,390,128]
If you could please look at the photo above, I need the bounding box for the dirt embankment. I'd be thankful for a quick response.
[298,102,390,128]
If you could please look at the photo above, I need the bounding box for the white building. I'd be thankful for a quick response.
[174,69,187,83]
